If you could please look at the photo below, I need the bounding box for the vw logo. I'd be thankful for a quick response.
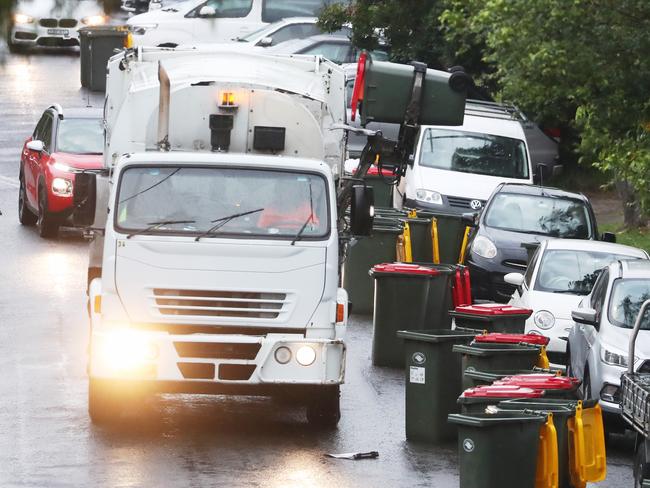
[470,200,483,210]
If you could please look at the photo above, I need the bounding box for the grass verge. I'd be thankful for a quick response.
[600,223,650,254]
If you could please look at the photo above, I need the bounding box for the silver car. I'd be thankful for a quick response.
[567,259,650,421]
[8,0,107,51]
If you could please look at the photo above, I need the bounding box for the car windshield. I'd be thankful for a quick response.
[535,250,639,295]
[485,193,592,238]
[115,166,330,239]
[609,279,650,329]
[418,128,529,179]
[56,117,103,154]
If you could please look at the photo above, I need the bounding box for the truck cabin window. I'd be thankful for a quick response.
[56,118,104,155]
[116,167,329,239]
[419,128,529,179]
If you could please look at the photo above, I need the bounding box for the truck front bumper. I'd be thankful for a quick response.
[89,329,346,393]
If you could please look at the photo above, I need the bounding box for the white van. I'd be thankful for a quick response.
[395,101,534,214]
[127,0,348,47]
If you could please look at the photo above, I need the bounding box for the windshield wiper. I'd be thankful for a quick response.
[126,219,196,239]
[292,181,315,246]
[194,208,264,242]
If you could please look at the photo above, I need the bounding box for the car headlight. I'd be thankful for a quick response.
[82,15,107,26]
[14,13,34,24]
[51,177,73,197]
[601,347,628,367]
[534,310,555,330]
[472,235,497,259]
[130,23,158,35]
[415,189,443,205]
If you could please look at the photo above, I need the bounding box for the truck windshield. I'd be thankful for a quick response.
[418,128,529,179]
[484,193,592,238]
[115,166,330,240]
[609,279,650,329]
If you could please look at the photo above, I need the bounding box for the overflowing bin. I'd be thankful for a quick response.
[397,329,478,442]
[451,303,532,333]
[370,263,455,367]
[447,410,549,488]
[457,385,544,414]
[79,26,129,91]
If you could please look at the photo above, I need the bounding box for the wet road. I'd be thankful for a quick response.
[0,52,636,487]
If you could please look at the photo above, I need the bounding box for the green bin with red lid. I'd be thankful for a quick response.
[369,263,455,367]
[458,384,544,413]
[463,367,561,389]
[494,374,581,399]
[356,165,394,207]
[450,303,533,333]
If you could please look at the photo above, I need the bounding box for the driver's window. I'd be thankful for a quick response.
[190,0,253,18]
[33,115,47,140]
[40,115,53,153]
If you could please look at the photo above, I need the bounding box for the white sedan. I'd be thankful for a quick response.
[505,238,648,366]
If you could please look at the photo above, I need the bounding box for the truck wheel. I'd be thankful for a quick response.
[634,436,650,488]
[37,186,59,238]
[306,386,341,428]
[88,379,124,424]
[18,176,37,226]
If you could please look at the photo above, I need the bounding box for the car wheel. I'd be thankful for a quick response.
[582,364,592,401]
[306,386,341,428]
[634,437,650,488]
[37,185,59,238]
[18,176,37,226]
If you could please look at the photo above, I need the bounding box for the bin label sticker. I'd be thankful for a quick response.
[409,366,425,384]
[412,352,426,365]
[462,439,475,453]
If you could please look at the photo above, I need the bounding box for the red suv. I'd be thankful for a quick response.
[18,105,103,237]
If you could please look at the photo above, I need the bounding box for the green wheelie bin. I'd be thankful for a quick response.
[342,222,403,315]
[397,329,479,443]
[363,166,394,208]
[417,210,468,264]
[370,263,455,367]
[79,26,128,91]
[499,398,579,488]
[450,304,533,333]
[447,410,548,488]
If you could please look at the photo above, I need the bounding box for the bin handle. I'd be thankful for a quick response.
[402,221,413,263]
[431,218,440,264]
[628,299,650,374]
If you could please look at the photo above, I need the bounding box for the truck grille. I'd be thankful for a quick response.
[152,288,289,319]
[447,196,486,209]
[173,342,260,360]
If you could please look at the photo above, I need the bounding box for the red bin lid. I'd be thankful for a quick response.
[461,385,544,398]
[454,303,533,317]
[353,165,393,176]
[474,333,550,346]
[495,374,580,390]
[371,263,440,276]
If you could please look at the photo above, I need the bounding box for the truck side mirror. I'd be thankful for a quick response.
[73,172,97,227]
[601,232,616,243]
[350,185,374,237]
[461,212,478,227]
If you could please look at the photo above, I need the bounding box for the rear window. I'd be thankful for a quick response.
[262,0,349,23]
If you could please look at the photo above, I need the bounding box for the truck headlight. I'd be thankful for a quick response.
[52,177,73,196]
[14,13,34,24]
[601,347,628,367]
[415,189,443,205]
[472,235,497,259]
[296,346,316,366]
[130,23,158,35]
[534,310,555,330]
[97,330,158,372]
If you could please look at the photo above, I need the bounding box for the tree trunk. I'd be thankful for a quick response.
[615,179,645,228]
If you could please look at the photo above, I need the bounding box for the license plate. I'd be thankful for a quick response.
[47,28,69,36]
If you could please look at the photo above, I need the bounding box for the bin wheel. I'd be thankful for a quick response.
[306,386,341,428]
[634,438,650,488]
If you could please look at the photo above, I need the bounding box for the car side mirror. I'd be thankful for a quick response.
[601,232,616,243]
[258,37,273,47]
[504,272,525,288]
[571,308,598,327]
[72,172,97,227]
[27,140,44,152]
[350,184,374,237]
[198,5,216,17]
[461,212,478,227]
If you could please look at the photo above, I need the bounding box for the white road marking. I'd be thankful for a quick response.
[0,175,19,188]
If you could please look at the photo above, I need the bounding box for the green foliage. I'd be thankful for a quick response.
[600,223,650,254]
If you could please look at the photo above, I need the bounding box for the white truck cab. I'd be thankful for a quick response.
[396,101,534,214]
[82,47,361,426]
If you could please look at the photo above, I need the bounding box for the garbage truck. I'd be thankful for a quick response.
[73,46,469,425]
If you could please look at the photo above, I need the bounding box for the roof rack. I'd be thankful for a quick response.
[465,99,533,127]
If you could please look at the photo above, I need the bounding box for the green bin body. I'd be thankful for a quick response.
[498,398,578,488]
[450,311,531,334]
[453,342,541,390]
[398,329,478,442]
[418,210,466,264]
[79,26,127,92]
[447,411,546,488]
[365,175,393,208]
[343,224,402,315]
[370,264,454,367]
[405,216,433,263]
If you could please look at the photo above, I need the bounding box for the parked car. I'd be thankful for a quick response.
[127,0,349,47]
[567,260,650,423]
[505,239,648,366]
[235,17,350,47]
[465,183,615,302]
[8,0,107,52]
[266,34,389,64]
[18,106,104,238]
